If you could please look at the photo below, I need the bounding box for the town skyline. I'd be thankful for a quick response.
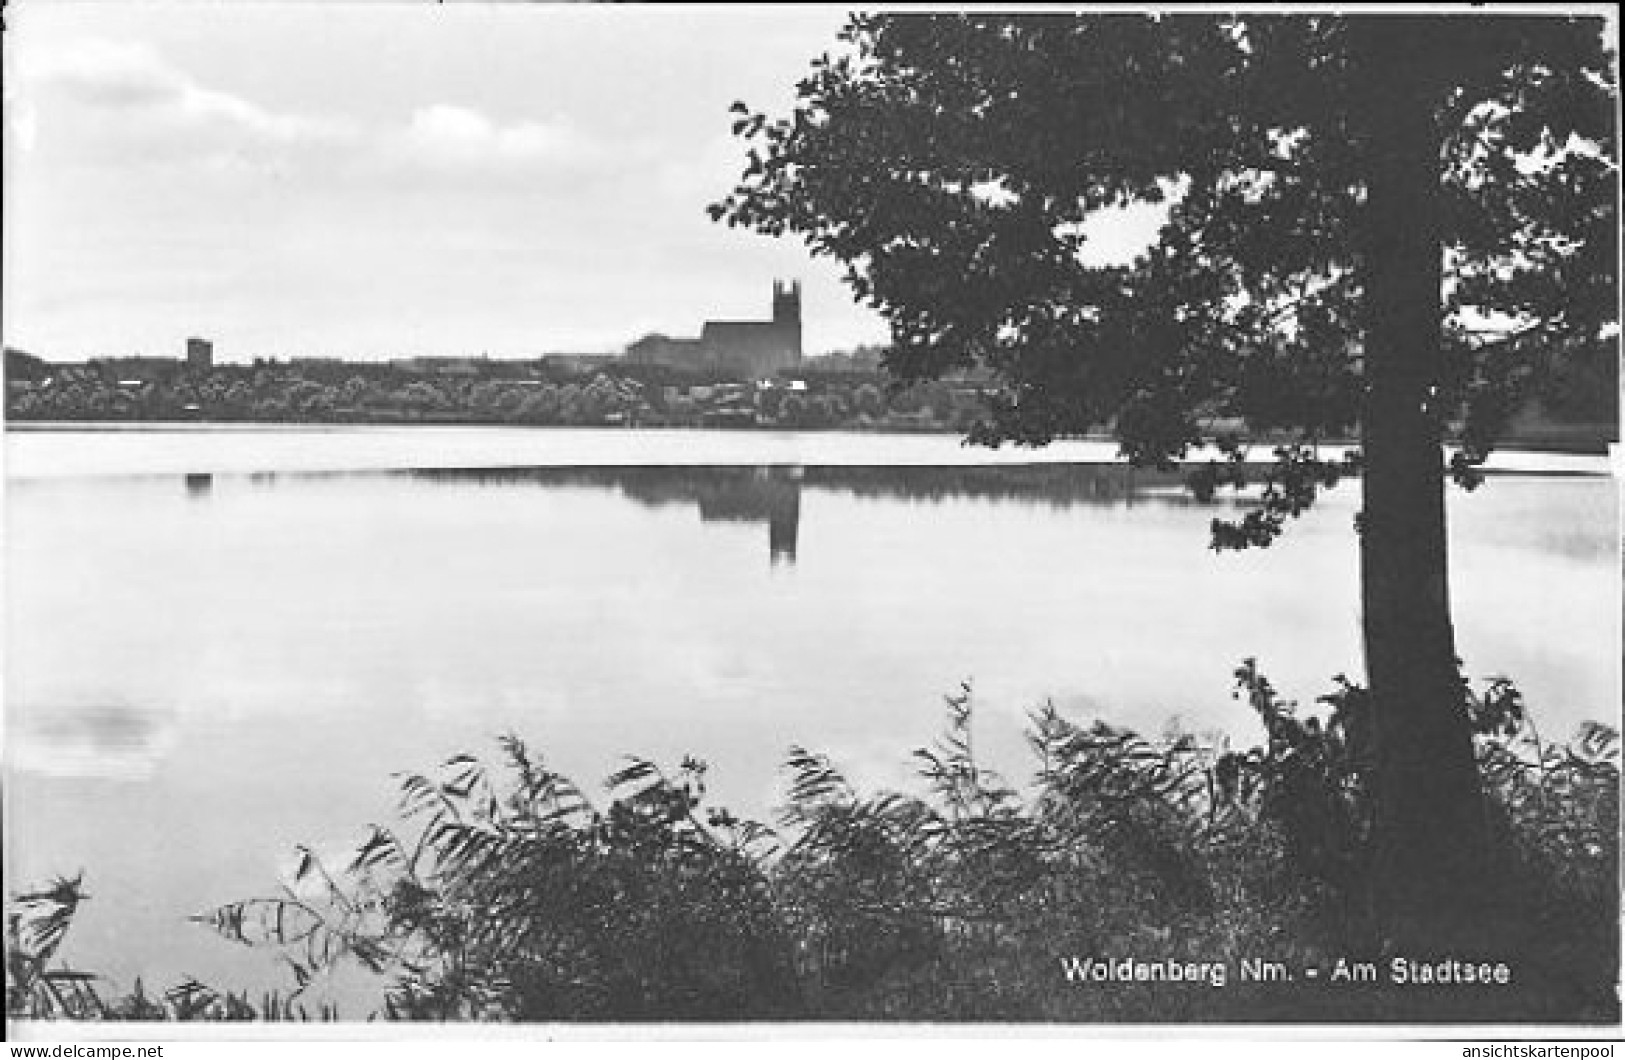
[4,277,876,368]
[4,6,892,363]
[3,4,1167,365]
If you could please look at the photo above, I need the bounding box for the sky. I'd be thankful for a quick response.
[2,4,903,362]
[2,3,1176,365]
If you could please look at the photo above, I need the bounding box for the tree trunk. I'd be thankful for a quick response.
[1351,19,1490,948]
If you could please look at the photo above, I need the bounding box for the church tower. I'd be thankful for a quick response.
[772,279,803,364]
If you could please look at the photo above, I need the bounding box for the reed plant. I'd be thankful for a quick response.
[8,666,1618,1023]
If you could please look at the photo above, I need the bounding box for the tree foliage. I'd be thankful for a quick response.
[711,11,1618,941]
[712,12,1616,507]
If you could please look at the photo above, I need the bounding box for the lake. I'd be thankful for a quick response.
[4,425,1618,1006]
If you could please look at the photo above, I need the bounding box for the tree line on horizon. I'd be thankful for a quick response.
[2,349,994,433]
[2,343,1613,447]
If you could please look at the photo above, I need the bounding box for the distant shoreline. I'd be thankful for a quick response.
[9,419,1612,481]
[5,418,1615,455]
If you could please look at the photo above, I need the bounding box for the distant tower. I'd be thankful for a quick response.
[772,279,803,365]
[186,337,213,373]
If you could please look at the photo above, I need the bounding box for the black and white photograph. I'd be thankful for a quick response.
[3,1,1620,1043]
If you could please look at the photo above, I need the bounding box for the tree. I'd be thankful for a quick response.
[712,13,1618,946]
[853,382,886,419]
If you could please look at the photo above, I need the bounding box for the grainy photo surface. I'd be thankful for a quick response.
[3,1,1620,1039]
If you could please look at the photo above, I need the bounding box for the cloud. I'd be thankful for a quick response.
[21,38,179,108]
[3,50,40,152]
[407,104,563,160]
[394,103,605,173]
[17,38,352,151]
[15,38,623,187]
[9,701,177,780]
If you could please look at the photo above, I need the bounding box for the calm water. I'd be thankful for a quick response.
[4,426,1618,1005]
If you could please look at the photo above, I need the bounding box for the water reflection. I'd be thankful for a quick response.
[686,467,800,566]
[768,476,799,566]
[10,702,176,780]
[8,453,1610,1003]
[400,462,1202,508]
[396,466,809,565]
[185,463,1231,566]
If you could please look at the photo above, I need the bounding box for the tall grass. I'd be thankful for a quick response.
[6,874,339,1022]
[8,666,1618,1023]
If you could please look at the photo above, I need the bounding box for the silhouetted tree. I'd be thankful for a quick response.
[713,12,1618,946]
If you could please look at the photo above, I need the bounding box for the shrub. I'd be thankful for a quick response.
[8,666,1618,1023]
[197,739,799,1021]
[6,874,337,1021]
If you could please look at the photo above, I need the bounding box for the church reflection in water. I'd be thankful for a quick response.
[188,462,1220,567]
[689,467,801,566]
[424,463,1223,568]
[544,465,804,566]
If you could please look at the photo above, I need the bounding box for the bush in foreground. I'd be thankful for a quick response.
[8,667,1619,1023]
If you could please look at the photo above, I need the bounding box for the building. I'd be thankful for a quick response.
[626,334,707,369]
[388,356,486,376]
[5,347,51,382]
[806,344,886,374]
[186,337,213,373]
[542,353,623,375]
[95,355,181,383]
[625,281,802,379]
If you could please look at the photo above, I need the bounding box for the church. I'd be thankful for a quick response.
[625,281,802,380]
